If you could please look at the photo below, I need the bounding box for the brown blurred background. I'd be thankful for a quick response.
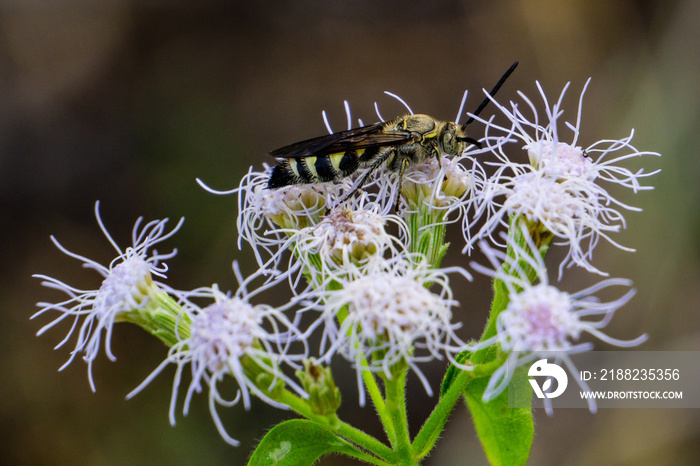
[3,0,698,465]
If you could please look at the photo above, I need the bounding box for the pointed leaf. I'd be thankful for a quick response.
[464,373,533,466]
[248,420,367,466]
[441,350,470,396]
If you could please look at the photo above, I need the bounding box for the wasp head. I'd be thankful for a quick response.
[441,122,481,155]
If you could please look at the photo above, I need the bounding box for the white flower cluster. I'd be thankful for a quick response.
[33,77,659,444]
[469,80,660,276]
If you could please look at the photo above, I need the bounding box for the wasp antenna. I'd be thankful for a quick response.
[461,61,519,129]
[455,135,482,148]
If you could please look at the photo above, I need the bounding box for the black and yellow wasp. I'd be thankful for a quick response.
[267,62,518,204]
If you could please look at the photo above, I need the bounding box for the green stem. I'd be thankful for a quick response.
[427,221,448,268]
[474,217,553,363]
[125,290,191,346]
[362,368,395,446]
[472,277,509,364]
[336,422,396,465]
[413,360,503,458]
[406,208,449,269]
[384,370,417,465]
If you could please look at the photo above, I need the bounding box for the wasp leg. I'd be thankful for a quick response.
[393,157,411,211]
[432,144,443,169]
[326,148,395,213]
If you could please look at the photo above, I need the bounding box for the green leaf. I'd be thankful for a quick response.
[248,420,371,466]
[463,373,533,466]
[441,350,470,396]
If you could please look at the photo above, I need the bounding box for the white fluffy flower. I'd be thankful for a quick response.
[402,153,488,237]
[287,198,412,289]
[33,201,183,391]
[470,227,647,412]
[467,79,660,276]
[198,167,338,272]
[475,171,630,276]
[127,266,307,446]
[310,258,471,404]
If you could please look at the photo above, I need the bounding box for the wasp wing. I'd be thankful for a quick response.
[268,122,414,159]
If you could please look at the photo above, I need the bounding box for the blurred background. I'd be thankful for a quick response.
[2,0,698,464]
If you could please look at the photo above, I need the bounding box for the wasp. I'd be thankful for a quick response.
[267,62,518,205]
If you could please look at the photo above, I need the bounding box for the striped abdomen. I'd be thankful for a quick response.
[267,147,380,189]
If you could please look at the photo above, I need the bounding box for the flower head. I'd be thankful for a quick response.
[310,207,389,264]
[288,197,412,288]
[468,79,660,276]
[198,167,337,271]
[33,201,183,391]
[402,153,487,216]
[311,258,471,404]
[470,226,647,411]
[127,266,307,446]
[527,140,594,180]
[477,171,630,276]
